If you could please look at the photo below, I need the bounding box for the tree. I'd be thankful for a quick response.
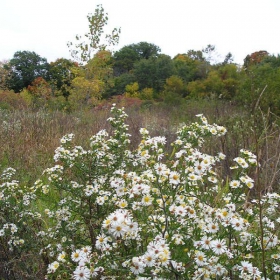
[5,51,49,93]
[67,50,114,108]
[68,76,103,109]
[202,44,218,64]
[67,5,120,106]
[222,52,234,65]
[108,73,136,96]
[131,41,161,59]
[183,47,213,79]
[173,54,201,82]
[238,55,280,114]
[187,63,240,99]
[86,50,113,81]
[262,54,280,68]
[134,54,174,92]
[185,50,203,61]
[27,77,52,105]
[49,58,78,98]
[113,46,140,75]
[67,4,120,65]
[113,42,161,75]
[243,50,269,69]
[164,75,185,96]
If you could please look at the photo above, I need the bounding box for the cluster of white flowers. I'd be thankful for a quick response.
[102,209,139,241]
[122,236,178,275]
[0,167,42,258]
[28,107,280,279]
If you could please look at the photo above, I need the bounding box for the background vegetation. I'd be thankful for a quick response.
[1,5,280,115]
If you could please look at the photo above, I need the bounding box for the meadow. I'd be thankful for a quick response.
[1,99,280,279]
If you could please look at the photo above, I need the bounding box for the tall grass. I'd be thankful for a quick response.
[0,99,279,191]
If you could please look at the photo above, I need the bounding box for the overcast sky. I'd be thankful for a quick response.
[1,0,280,65]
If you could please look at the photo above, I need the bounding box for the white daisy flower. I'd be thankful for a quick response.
[73,266,91,280]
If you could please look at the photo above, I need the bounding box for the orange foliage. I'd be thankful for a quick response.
[27,77,52,100]
[244,50,269,68]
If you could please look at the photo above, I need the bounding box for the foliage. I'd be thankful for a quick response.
[5,51,50,93]
[244,51,269,69]
[134,54,174,92]
[66,5,120,108]
[66,50,113,109]
[237,55,280,114]
[49,58,78,98]
[187,64,240,99]
[173,54,200,83]
[124,82,140,96]
[108,72,136,96]
[3,30,280,118]
[164,75,185,96]
[67,76,103,109]
[139,88,154,100]
[67,4,120,64]
[130,42,161,60]
[124,82,154,100]
[27,77,52,100]
[113,46,140,75]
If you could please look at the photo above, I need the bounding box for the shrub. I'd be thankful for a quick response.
[28,105,279,279]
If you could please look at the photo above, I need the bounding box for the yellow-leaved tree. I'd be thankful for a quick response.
[67,5,120,109]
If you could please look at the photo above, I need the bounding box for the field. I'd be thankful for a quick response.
[1,99,280,279]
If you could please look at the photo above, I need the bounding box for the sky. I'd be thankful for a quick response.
[1,0,280,65]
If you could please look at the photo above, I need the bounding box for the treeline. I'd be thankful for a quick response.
[1,45,280,114]
[1,3,280,114]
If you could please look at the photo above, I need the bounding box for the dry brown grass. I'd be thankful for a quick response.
[0,100,279,191]
[0,109,111,182]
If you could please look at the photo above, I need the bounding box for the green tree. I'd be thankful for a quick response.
[113,42,161,75]
[86,50,113,81]
[187,63,240,99]
[173,54,201,82]
[186,49,205,61]
[68,76,103,109]
[108,73,136,96]
[134,54,174,92]
[130,41,161,59]
[217,63,240,99]
[113,46,141,75]
[181,47,213,79]
[67,50,114,108]
[237,55,280,114]
[261,54,280,68]
[5,51,49,93]
[49,58,78,98]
